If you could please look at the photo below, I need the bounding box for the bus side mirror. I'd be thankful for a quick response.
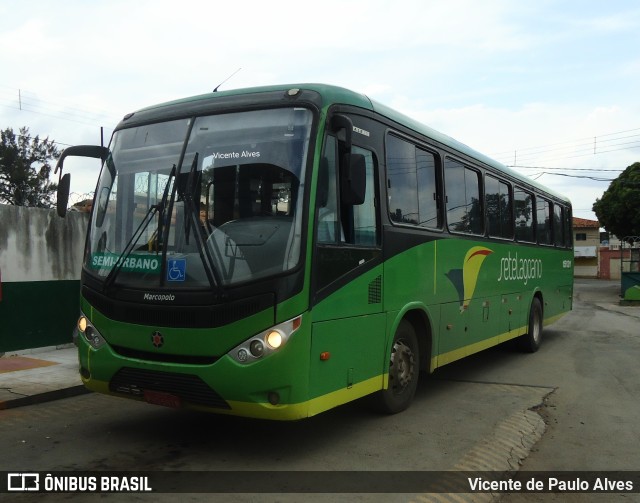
[54,145,109,217]
[54,145,109,177]
[341,153,366,205]
[331,114,353,151]
[57,173,71,217]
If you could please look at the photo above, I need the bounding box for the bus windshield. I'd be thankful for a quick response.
[86,107,313,289]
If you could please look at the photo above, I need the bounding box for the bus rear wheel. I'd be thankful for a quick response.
[371,319,420,414]
[518,297,543,353]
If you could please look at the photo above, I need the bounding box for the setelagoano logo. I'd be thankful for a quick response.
[143,293,176,302]
[446,247,544,313]
[497,251,543,286]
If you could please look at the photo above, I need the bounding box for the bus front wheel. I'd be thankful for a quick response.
[518,297,543,353]
[371,319,420,414]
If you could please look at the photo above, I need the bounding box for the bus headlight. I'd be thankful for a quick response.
[266,330,283,349]
[229,315,302,364]
[76,313,106,350]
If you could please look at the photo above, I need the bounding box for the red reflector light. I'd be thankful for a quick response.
[320,352,331,361]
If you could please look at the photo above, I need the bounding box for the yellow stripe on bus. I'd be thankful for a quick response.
[81,313,569,421]
[436,326,525,367]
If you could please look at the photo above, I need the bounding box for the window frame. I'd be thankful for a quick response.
[553,203,565,248]
[535,195,553,246]
[564,206,573,248]
[514,185,535,243]
[444,157,484,236]
[384,132,443,231]
[315,134,380,249]
[485,174,514,240]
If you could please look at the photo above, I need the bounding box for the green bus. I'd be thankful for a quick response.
[56,84,573,420]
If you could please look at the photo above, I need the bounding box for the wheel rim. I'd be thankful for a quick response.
[390,339,415,394]
[532,307,541,344]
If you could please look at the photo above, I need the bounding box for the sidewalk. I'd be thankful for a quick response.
[575,278,640,319]
[0,345,88,410]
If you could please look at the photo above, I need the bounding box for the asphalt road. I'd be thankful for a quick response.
[500,279,640,503]
[1,279,638,502]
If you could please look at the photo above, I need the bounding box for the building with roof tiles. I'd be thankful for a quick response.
[573,217,600,278]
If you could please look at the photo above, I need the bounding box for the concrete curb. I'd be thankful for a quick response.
[0,385,91,411]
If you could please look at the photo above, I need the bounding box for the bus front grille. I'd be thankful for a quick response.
[111,345,219,365]
[109,367,231,410]
[81,286,274,329]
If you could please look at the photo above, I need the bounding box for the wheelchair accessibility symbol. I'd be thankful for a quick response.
[167,258,186,282]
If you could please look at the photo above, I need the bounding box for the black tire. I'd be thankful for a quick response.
[518,297,543,353]
[370,319,420,414]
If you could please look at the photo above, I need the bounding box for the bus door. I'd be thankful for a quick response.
[499,292,527,342]
[438,292,500,360]
[309,121,386,409]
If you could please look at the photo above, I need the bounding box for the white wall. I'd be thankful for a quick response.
[0,205,88,282]
[0,205,89,351]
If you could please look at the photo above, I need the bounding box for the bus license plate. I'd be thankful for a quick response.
[143,390,181,408]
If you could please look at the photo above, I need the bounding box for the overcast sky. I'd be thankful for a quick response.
[2,0,639,222]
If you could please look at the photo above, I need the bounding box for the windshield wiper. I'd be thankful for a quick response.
[102,165,176,292]
[179,152,223,288]
[154,164,176,252]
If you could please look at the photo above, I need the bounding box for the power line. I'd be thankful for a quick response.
[508,142,640,166]
[1,86,116,150]
[11,131,75,149]
[1,101,110,129]
[0,86,119,119]
[509,165,623,172]
[490,127,640,157]
[0,85,120,129]
[498,144,640,166]
[491,127,640,167]
[534,172,614,182]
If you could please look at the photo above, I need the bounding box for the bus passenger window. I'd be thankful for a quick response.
[514,187,534,242]
[564,206,573,248]
[445,159,482,235]
[536,196,553,245]
[316,137,378,246]
[317,136,342,243]
[416,147,440,228]
[387,135,419,225]
[486,175,513,239]
[553,204,565,246]
[351,145,378,246]
[386,135,440,229]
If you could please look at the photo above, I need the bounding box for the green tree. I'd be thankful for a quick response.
[592,161,640,240]
[0,126,60,208]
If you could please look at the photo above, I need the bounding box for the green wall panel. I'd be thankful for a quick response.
[0,280,80,352]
